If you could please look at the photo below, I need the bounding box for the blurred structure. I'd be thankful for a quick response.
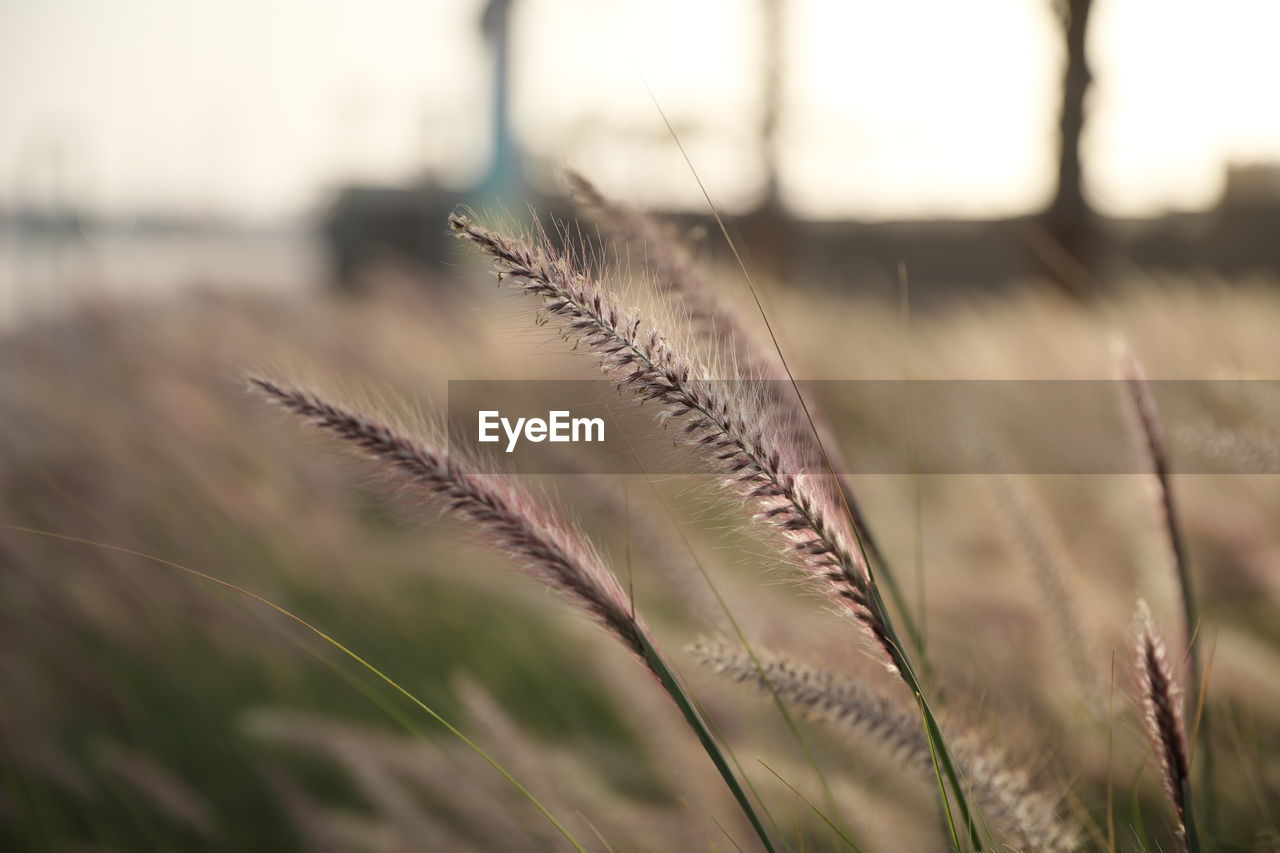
[1120,162,1280,278]
[1220,163,1280,210]
[324,0,547,291]
[320,0,1280,298]
[475,0,523,204]
[741,0,791,280]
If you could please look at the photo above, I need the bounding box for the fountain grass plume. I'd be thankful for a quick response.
[249,376,642,653]
[1120,348,1214,840]
[1134,600,1197,852]
[691,640,1082,852]
[450,211,981,847]
[566,173,922,658]
[447,213,893,663]
[249,375,779,853]
[567,170,731,345]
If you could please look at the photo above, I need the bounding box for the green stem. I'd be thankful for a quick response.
[839,476,927,668]
[867,583,983,851]
[634,631,778,853]
[1153,437,1212,845]
[6,525,591,853]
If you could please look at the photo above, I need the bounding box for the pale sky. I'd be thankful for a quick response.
[1,0,1278,223]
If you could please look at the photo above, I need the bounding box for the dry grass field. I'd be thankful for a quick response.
[3,207,1279,851]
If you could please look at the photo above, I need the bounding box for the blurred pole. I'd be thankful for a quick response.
[17,133,73,318]
[747,0,791,281]
[476,0,524,206]
[761,0,782,210]
[1043,0,1097,292]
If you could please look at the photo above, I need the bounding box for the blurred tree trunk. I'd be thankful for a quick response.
[1043,0,1096,291]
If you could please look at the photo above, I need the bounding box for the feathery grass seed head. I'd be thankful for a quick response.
[249,376,644,657]
[448,215,895,663]
[1134,600,1192,842]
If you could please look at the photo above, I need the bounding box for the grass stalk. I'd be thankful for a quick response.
[1136,601,1199,852]
[1122,355,1215,840]
[604,411,858,845]
[249,380,779,852]
[6,525,591,852]
[634,632,779,853]
[452,211,979,849]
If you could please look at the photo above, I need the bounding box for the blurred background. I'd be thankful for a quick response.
[4,0,1280,315]
[3,1,1280,851]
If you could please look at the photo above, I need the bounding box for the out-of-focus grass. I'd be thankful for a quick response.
[1,275,1279,851]
[0,290,668,851]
